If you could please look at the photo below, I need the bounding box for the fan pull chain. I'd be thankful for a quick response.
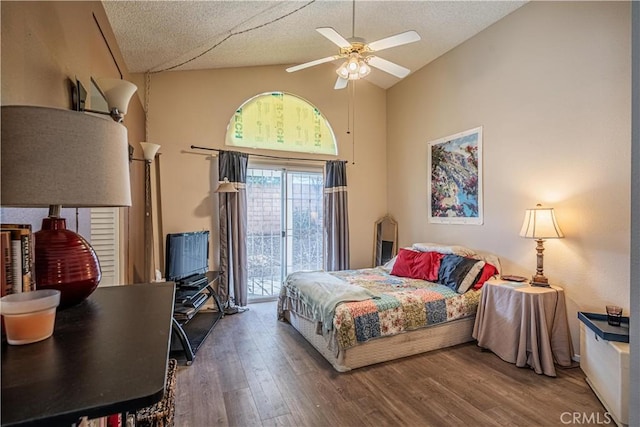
[346,80,352,136]
[351,82,356,165]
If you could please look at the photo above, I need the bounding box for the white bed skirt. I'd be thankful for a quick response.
[282,310,476,372]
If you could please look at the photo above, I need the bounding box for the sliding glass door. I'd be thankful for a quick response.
[246,165,323,301]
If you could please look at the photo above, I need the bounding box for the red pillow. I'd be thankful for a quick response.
[391,249,443,282]
[390,248,419,278]
[413,251,443,281]
[472,263,498,290]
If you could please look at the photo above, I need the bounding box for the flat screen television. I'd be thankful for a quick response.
[165,231,209,283]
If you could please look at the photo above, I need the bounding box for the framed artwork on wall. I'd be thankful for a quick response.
[427,126,483,225]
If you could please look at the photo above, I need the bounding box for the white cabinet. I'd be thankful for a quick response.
[580,323,629,427]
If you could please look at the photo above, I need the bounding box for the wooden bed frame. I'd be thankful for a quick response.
[281,309,476,372]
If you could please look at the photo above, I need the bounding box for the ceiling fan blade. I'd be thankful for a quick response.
[366,30,421,52]
[367,56,411,78]
[316,27,352,49]
[286,55,340,73]
[334,76,348,90]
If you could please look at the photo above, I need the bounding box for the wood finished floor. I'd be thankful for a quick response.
[174,301,611,427]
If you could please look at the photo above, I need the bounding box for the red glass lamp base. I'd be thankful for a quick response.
[34,217,101,308]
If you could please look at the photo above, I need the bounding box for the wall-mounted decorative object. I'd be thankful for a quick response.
[427,126,483,225]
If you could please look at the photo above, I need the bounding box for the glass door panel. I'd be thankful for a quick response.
[247,167,323,301]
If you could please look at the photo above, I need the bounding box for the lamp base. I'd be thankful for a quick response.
[34,217,101,308]
[530,274,550,287]
[530,281,551,287]
[224,305,249,315]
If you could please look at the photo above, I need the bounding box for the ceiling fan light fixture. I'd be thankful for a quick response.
[347,55,360,72]
[336,55,370,81]
[336,63,350,79]
[287,26,420,89]
[358,61,371,77]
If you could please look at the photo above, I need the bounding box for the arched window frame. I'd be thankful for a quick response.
[225,92,338,156]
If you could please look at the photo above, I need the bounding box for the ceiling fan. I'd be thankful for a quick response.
[286,23,421,90]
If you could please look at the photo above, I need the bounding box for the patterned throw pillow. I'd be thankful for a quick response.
[437,254,485,293]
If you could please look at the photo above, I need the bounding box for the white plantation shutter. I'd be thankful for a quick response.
[90,208,121,286]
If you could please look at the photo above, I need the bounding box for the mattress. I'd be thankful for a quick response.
[278,266,481,371]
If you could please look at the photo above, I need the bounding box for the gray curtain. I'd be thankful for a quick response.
[218,151,248,307]
[323,160,350,271]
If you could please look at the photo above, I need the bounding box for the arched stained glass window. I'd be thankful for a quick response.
[225,92,337,155]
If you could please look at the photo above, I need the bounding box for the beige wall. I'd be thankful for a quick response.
[1,1,147,284]
[139,64,387,272]
[387,1,632,354]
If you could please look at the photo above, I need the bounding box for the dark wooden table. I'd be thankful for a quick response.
[1,283,175,426]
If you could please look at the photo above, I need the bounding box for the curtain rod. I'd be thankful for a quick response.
[190,145,345,163]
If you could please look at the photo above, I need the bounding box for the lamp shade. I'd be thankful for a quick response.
[519,204,564,239]
[140,142,161,161]
[215,178,239,193]
[1,105,132,307]
[1,106,132,207]
[95,78,137,116]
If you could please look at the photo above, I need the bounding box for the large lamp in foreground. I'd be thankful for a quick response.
[519,203,564,287]
[1,106,132,307]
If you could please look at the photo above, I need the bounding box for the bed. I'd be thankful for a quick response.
[277,243,500,372]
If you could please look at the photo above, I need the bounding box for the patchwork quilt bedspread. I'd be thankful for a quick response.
[279,267,481,350]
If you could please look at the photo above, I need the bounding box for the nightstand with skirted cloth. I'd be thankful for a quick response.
[472,279,574,376]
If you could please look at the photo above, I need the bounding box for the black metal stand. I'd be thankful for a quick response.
[171,272,223,365]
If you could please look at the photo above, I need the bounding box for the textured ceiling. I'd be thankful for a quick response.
[102,0,526,89]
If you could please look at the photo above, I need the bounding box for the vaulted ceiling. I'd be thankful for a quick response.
[103,1,526,89]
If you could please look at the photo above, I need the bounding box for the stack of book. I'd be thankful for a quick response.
[173,304,197,321]
[1,223,35,297]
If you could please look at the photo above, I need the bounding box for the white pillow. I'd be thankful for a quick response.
[411,242,476,257]
[381,256,396,271]
[471,252,502,275]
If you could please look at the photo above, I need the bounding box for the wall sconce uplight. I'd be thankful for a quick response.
[72,78,137,123]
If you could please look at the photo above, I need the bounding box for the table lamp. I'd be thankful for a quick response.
[1,106,132,307]
[519,203,564,287]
